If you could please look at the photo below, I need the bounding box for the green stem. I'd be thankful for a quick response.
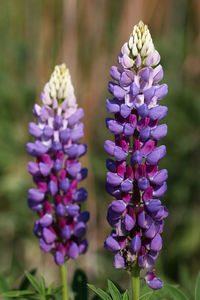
[131,266,140,300]
[60,262,69,300]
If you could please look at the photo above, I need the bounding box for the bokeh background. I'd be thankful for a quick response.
[0,0,200,298]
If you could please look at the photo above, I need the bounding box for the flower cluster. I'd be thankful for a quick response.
[27,64,89,265]
[104,21,168,290]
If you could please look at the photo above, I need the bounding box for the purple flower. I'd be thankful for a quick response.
[104,21,168,290]
[54,251,65,266]
[68,242,79,259]
[114,253,125,269]
[27,65,89,265]
[145,270,163,290]
[104,236,120,252]
[130,233,142,253]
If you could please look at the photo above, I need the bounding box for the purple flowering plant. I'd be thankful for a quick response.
[103,20,168,298]
[27,64,89,299]
[2,21,199,300]
[89,20,197,300]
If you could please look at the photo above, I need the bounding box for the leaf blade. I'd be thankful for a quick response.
[1,290,35,297]
[123,290,129,300]
[47,281,54,294]
[107,280,121,300]
[19,269,36,291]
[139,291,153,300]
[165,284,189,300]
[88,284,112,300]
[25,272,41,294]
[40,276,46,296]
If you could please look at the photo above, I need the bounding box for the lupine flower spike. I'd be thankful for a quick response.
[27,64,89,268]
[104,21,168,296]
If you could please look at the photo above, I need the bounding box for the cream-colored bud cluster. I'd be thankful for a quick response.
[119,21,160,69]
[128,21,155,59]
[43,64,76,107]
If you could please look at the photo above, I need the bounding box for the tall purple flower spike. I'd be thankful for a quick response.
[27,64,89,265]
[104,21,168,290]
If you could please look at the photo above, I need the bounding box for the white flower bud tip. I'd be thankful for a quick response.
[43,64,76,107]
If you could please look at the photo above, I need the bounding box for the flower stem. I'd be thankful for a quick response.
[60,262,69,300]
[131,266,140,300]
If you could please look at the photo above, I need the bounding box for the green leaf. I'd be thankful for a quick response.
[139,292,153,300]
[149,289,167,300]
[123,290,129,300]
[195,272,200,300]
[52,285,62,293]
[165,284,189,300]
[47,281,54,294]
[19,269,36,290]
[40,276,46,296]
[107,280,121,300]
[140,284,167,300]
[88,284,112,300]
[1,290,35,297]
[25,272,42,294]
[140,285,151,296]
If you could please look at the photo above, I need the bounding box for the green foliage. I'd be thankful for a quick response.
[1,270,200,300]
[88,284,112,300]
[25,271,43,295]
[107,280,121,300]
[89,280,169,300]
[195,272,200,300]
[139,292,153,300]
[122,290,129,300]
[88,275,200,300]
[88,280,126,300]
[140,282,191,300]
[140,284,167,300]
[165,284,189,300]
[0,271,61,300]
[2,290,35,298]
[19,269,36,290]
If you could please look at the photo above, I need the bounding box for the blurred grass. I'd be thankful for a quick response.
[0,0,200,298]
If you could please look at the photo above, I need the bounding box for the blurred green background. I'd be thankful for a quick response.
[0,0,200,298]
